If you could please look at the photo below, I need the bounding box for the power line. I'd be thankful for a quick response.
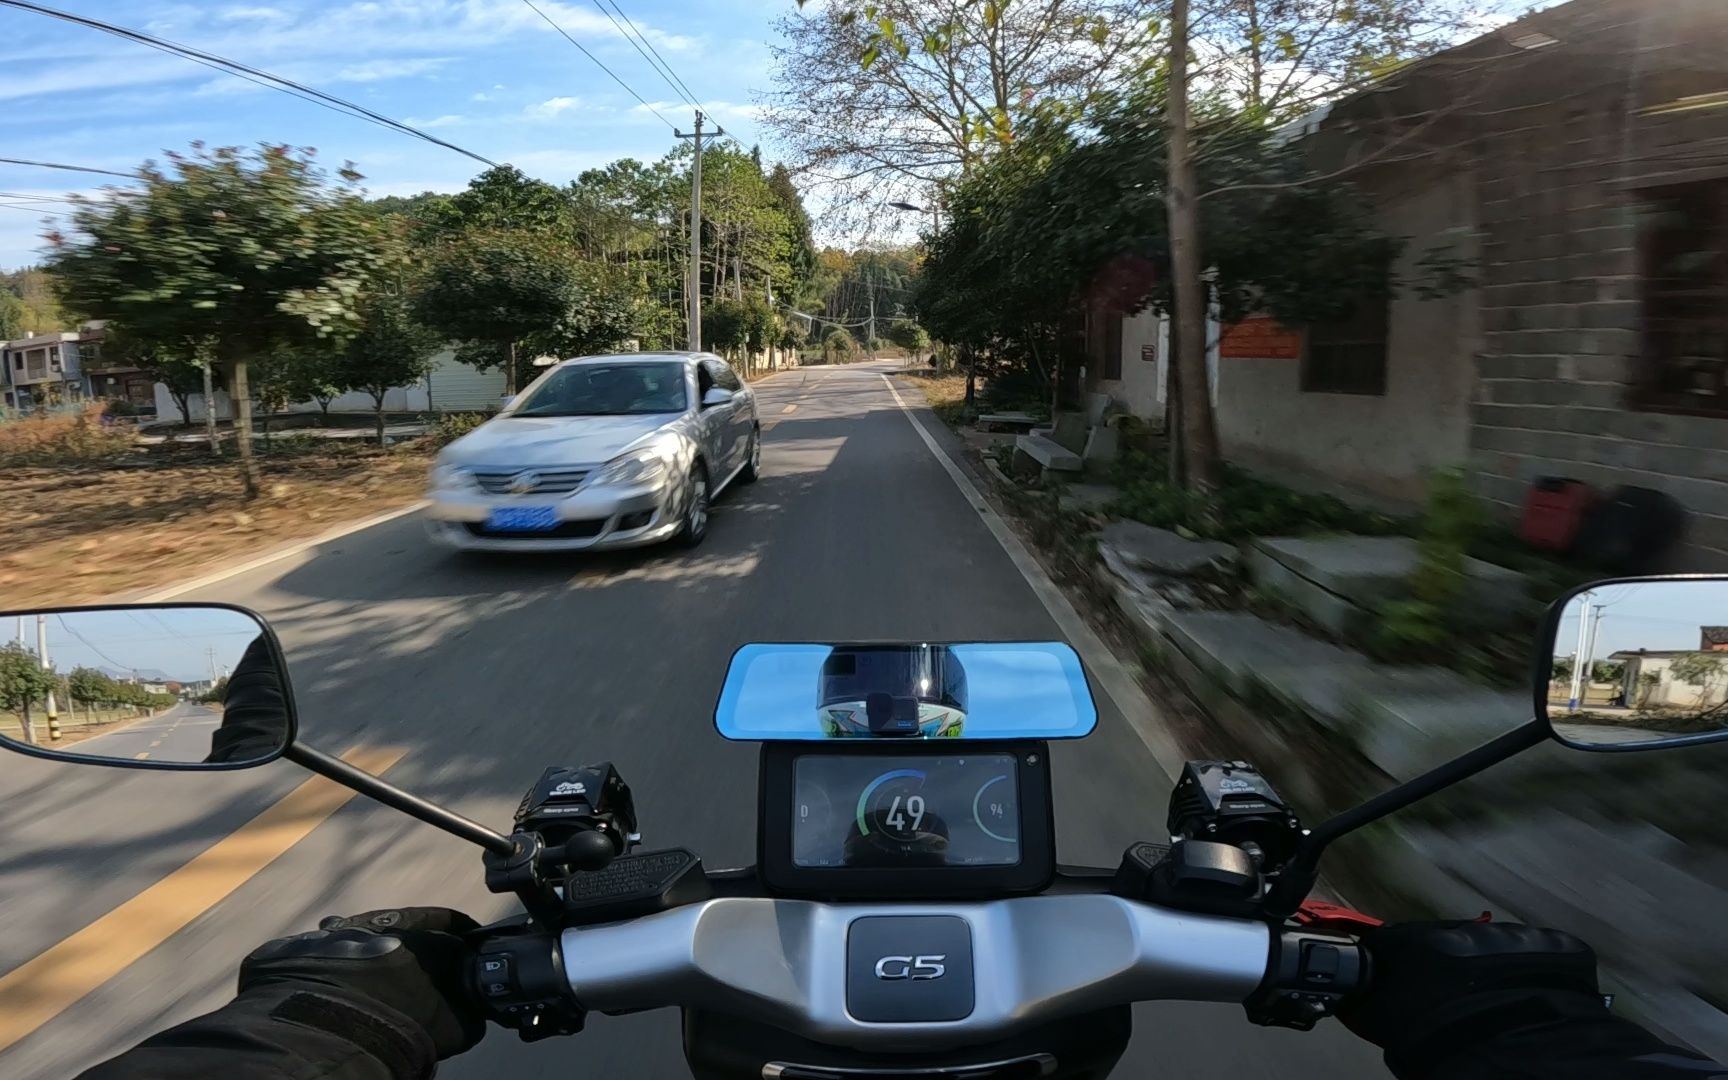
[54,615,134,673]
[0,0,499,167]
[518,0,674,130]
[598,0,701,109]
[0,156,136,180]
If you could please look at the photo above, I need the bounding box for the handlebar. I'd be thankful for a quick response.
[473,891,1366,1048]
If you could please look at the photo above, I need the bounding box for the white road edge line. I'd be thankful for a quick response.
[132,500,430,603]
[880,374,1184,782]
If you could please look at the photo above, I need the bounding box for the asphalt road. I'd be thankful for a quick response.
[68,703,224,764]
[0,362,1389,1079]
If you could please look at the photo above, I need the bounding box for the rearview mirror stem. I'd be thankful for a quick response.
[1263,719,1550,919]
[283,743,515,855]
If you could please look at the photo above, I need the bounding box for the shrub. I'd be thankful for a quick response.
[432,412,488,447]
[0,404,136,465]
[1109,449,1404,542]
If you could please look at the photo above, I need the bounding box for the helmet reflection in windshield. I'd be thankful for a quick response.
[818,645,968,738]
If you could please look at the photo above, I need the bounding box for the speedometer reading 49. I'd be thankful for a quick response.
[792,755,1021,868]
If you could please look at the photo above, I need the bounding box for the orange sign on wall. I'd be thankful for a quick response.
[1219,315,1302,360]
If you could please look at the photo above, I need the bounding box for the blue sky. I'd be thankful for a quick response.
[0,0,782,269]
[15,607,262,682]
[1555,581,1728,660]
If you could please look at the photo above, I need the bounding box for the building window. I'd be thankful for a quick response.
[1637,180,1728,416]
[1302,300,1389,395]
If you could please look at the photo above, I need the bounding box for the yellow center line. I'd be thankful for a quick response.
[133,752,149,761]
[0,745,406,1055]
[780,403,798,414]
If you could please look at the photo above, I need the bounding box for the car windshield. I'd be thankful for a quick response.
[513,362,688,417]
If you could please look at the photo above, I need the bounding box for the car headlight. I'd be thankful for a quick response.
[429,463,479,492]
[590,447,669,487]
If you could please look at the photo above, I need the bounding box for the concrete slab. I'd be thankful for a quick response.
[1014,433,1082,476]
[1100,520,1236,576]
[1082,425,1119,465]
[1049,412,1088,453]
[1249,535,1526,636]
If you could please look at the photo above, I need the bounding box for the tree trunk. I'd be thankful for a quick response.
[373,392,388,448]
[1247,0,1264,111]
[1167,310,1185,487]
[318,399,332,425]
[173,392,191,427]
[201,360,222,457]
[19,699,34,746]
[229,358,260,499]
[1167,0,1221,493]
[505,341,518,398]
[964,346,977,412]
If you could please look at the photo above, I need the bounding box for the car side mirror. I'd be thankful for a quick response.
[701,387,734,409]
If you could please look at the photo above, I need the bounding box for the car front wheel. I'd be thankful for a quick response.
[677,463,710,548]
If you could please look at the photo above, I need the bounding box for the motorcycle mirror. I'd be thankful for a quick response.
[1537,575,1728,752]
[0,603,515,855]
[1268,574,1728,916]
[0,603,294,770]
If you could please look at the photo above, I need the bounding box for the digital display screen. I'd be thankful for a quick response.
[792,753,1020,868]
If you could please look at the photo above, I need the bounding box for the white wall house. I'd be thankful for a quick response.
[153,348,507,421]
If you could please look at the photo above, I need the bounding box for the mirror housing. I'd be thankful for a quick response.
[701,387,734,409]
[0,603,296,770]
[1536,574,1728,753]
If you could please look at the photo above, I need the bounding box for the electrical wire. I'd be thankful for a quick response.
[0,0,499,167]
[518,0,674,129]
[600,0,702,109]
[587,0,693,109]
[0,156,136,179]
[54,614,136,673]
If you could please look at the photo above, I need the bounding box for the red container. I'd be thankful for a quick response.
[1520,477,1596,553]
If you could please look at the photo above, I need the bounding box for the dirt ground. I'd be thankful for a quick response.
[1,441,433,608]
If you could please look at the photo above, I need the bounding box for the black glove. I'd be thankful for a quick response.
[240,907,486,1070]
[1341,921,1605,1070]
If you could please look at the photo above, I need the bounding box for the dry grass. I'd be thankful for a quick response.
[0,405,137,466]
[899,371,971,423]
[1,441,433,608]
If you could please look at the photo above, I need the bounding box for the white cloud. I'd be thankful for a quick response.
[526,95,584,118]
[470,91,493,102]
[334,57,452,83]
[407,114,467,129]
[219,5,291,22]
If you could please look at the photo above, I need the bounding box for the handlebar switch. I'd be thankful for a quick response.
[1244,930,1365,1030]
[473,931,585,1042]
[1113,839,1263,918]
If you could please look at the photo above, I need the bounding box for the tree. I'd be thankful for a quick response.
[66,666,114,719]
[886,318,931,361]
[1669,654,1726,709]
[48,145,387,497]
[337,292,442,446]
[773,0,1163,222]
[1550,656,1574,685]
[0,642,57,746]
[284,346,349,422]
[0,288,26,340]
[416,231,585,396]
[201,675,229,704]
[823,326,857,363]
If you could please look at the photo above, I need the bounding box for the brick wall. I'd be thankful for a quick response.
[1465,0,1728,567]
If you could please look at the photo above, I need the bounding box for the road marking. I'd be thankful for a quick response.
[781,403,798,414]
[133,752,149,760]
[0,745,406,1054]
[879,374,1184,781]
[131,502,430,602]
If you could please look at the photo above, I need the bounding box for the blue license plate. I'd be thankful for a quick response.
[485,507,560,532]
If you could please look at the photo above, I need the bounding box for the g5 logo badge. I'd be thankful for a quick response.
[873,954,947,980]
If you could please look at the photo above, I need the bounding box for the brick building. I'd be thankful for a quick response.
[1095,0,1728,567]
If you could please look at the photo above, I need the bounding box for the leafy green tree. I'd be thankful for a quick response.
[1670,654,1726,708]
[337,292,443,446]
[48,145,387,497]
[66,666,115,719]
[416,231,581,396]
[201,675,230,704]
[0,288,26,340]
[887,318,931,361]
[0,642,57,745]
[823,327,857,363]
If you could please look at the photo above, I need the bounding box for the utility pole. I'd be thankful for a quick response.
[35,614,59,741]
[207,647,219,687]
[675,110,723,351]
[1567,593,1593,711]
